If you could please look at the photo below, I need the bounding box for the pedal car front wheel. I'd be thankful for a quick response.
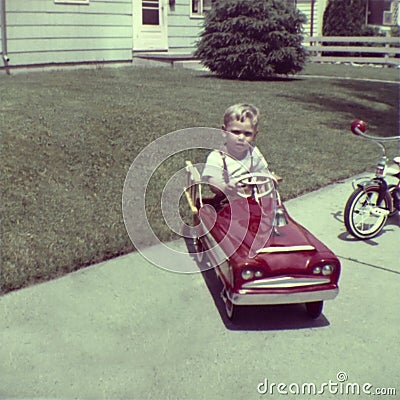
[225,297,235,320]
[221,288,236,320]
[305,301,323,319]
[193,237,205,265]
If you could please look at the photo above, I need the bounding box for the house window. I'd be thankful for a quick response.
[367,0,392,25]
[191,0,212,17]
[142,0,160,25]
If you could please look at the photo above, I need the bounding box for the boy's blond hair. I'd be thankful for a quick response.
[223,103,260,129]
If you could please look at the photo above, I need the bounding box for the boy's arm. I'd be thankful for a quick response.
[205,176,237,197]
[202,151,225,192]
[253,146,282,184]
[202,152,237,196]
[253,146,268,169]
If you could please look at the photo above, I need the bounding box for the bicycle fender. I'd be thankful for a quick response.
[356,179,393,210]
[357,178,386,191]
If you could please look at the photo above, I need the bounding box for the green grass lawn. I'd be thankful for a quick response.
[1,64,398,293]
[300,62,400,81]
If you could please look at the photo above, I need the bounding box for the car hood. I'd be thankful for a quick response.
[199,198,335,272]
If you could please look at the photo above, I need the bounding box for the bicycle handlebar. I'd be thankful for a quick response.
[351,119,400,142]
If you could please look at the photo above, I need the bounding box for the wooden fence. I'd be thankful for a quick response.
[303,36,400,66]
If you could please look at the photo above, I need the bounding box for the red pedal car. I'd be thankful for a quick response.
[185,161,340,320]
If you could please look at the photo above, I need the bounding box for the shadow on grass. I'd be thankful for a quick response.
[184,236,330,331]
[197,72,299,83]
[278,79,399,136]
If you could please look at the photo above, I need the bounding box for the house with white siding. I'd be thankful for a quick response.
[0,0,395,71]
[0,0,134,68]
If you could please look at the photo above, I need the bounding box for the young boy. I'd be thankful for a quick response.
[202,103,270,198]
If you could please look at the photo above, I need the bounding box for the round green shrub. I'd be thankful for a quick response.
[322,0,383,36]
[194,0,307,80]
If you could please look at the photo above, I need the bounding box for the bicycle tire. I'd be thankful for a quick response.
[344,186,389,239]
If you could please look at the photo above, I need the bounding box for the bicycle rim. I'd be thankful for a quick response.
[346,188,388,239]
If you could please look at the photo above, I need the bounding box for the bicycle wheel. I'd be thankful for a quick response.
[344,186,389,239]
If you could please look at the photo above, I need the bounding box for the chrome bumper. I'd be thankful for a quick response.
[227,287,339,306]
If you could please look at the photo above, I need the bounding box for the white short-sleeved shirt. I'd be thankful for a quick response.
[202,146,268,183]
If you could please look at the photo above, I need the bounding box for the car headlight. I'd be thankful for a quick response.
[242,269,254,280]
[322,265,334,275]
[254,270,263,278]
[313,266,321,275]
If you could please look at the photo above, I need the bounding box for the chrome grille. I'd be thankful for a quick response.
[242,276,330,289]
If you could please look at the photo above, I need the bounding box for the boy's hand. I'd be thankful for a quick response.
[207,177,237,197]
[271,172,283,185]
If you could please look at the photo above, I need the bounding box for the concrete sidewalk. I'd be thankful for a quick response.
[1,175,399,399]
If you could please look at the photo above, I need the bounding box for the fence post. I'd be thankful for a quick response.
[316,37,321,58]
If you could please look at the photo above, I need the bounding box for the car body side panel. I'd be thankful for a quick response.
[198,197,340,306]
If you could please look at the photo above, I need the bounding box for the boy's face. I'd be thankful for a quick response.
[222,118,258,158]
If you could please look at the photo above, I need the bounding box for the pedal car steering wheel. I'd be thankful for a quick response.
[233,172,275,199]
